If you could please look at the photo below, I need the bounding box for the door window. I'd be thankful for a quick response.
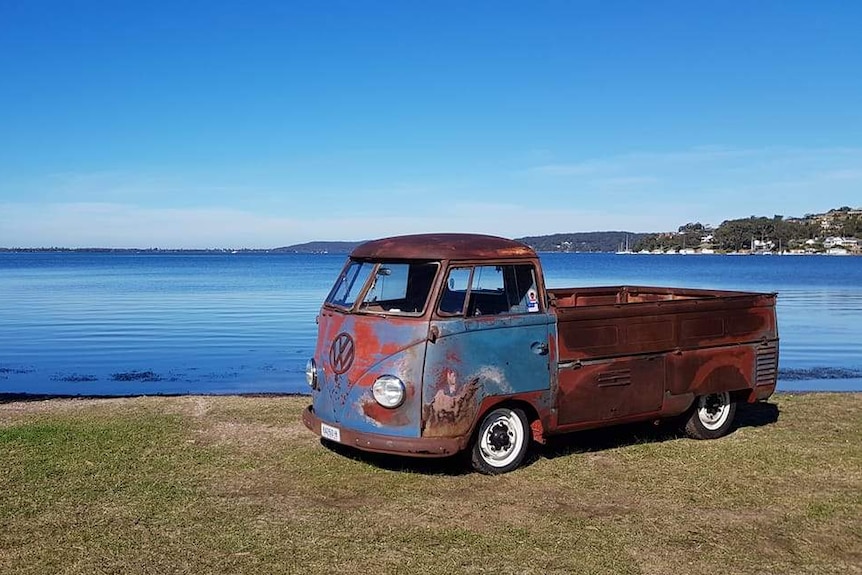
[439,267,471,315]
[438,264,540,317]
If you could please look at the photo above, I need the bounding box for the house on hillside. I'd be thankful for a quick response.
[824,237,860,250]
[751,239,775,254]
[819,207,862,233]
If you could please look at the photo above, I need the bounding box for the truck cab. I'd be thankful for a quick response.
[302,234,555,473]
[302,233,779,474]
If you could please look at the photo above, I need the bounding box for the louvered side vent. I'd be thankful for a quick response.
[756,343,778,386]
[596,369,632,388]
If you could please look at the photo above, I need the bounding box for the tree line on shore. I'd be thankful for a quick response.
[633,207,862,253]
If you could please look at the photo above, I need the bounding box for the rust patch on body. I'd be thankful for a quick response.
[423,369,480,438]
[359,397,412,427]
[530,418,546,444]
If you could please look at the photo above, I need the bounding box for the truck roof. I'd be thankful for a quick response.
[351,233,536,261]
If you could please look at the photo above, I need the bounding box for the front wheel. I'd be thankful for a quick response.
[470,407,530,474]
[684,391,737,439]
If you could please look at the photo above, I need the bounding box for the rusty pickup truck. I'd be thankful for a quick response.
[302,233,779,474]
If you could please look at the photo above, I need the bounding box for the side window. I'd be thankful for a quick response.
[438,264,541,317]
[467,266,508,316]
[439,267,471,315]
[505,264,541,314]
[471,266,504,292]
[469,264,540,316]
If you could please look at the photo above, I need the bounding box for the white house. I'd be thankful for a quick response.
[824,237,860,249]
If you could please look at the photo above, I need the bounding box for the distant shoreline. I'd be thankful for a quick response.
[1,247,860,256]
[0,247,351,255]
[0,248,862,257]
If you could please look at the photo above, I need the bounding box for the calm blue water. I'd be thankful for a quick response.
[1,252,860,396]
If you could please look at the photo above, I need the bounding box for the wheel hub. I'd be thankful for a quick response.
[698,392,730,429]
[488,422,512,451]
[705,396,721,416]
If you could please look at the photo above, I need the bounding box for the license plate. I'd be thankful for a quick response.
[320,422,341,443]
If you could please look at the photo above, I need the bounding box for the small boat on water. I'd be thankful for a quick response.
[615,235,634,254]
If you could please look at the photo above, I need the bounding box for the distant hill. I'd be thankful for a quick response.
[276,233,651,254]
[515,231,651,253]
[633,206,862,254]
[273,241,363,254]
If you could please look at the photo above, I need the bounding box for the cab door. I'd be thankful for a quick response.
[421,263,554,438]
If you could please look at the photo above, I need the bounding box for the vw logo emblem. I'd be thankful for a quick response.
[329,332,355,375]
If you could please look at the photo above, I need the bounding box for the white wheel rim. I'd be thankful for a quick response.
[478,409,524,468]
[697,392,731,431]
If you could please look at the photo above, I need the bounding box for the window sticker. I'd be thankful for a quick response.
[527,289,539,312]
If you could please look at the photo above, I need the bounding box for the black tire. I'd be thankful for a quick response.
[684,391,737,439]
[470,407,530,474]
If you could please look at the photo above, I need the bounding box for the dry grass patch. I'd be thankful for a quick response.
[1,393,860,574]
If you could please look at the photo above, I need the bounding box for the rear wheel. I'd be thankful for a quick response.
[470,407,530,474]
[685,391,736,439]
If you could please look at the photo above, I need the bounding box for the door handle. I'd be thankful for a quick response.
[531,341,549,356]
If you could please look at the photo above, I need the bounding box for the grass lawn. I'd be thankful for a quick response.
[1,393,860,574]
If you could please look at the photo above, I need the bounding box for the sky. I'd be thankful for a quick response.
[1,1,861,248]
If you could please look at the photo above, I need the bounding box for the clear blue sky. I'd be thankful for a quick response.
[1,1,860,248]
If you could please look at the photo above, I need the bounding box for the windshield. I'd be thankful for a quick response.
[325,260,439,315]
[325,260,376,310]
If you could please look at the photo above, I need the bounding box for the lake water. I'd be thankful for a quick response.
[1,252,861,396]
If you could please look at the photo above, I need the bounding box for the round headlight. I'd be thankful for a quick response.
[305,358,318,389]
[372,375,405,408]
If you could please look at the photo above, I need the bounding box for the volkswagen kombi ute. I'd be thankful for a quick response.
[302,234,779,474]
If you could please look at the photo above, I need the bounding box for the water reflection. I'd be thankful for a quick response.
[1,252,860,395]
